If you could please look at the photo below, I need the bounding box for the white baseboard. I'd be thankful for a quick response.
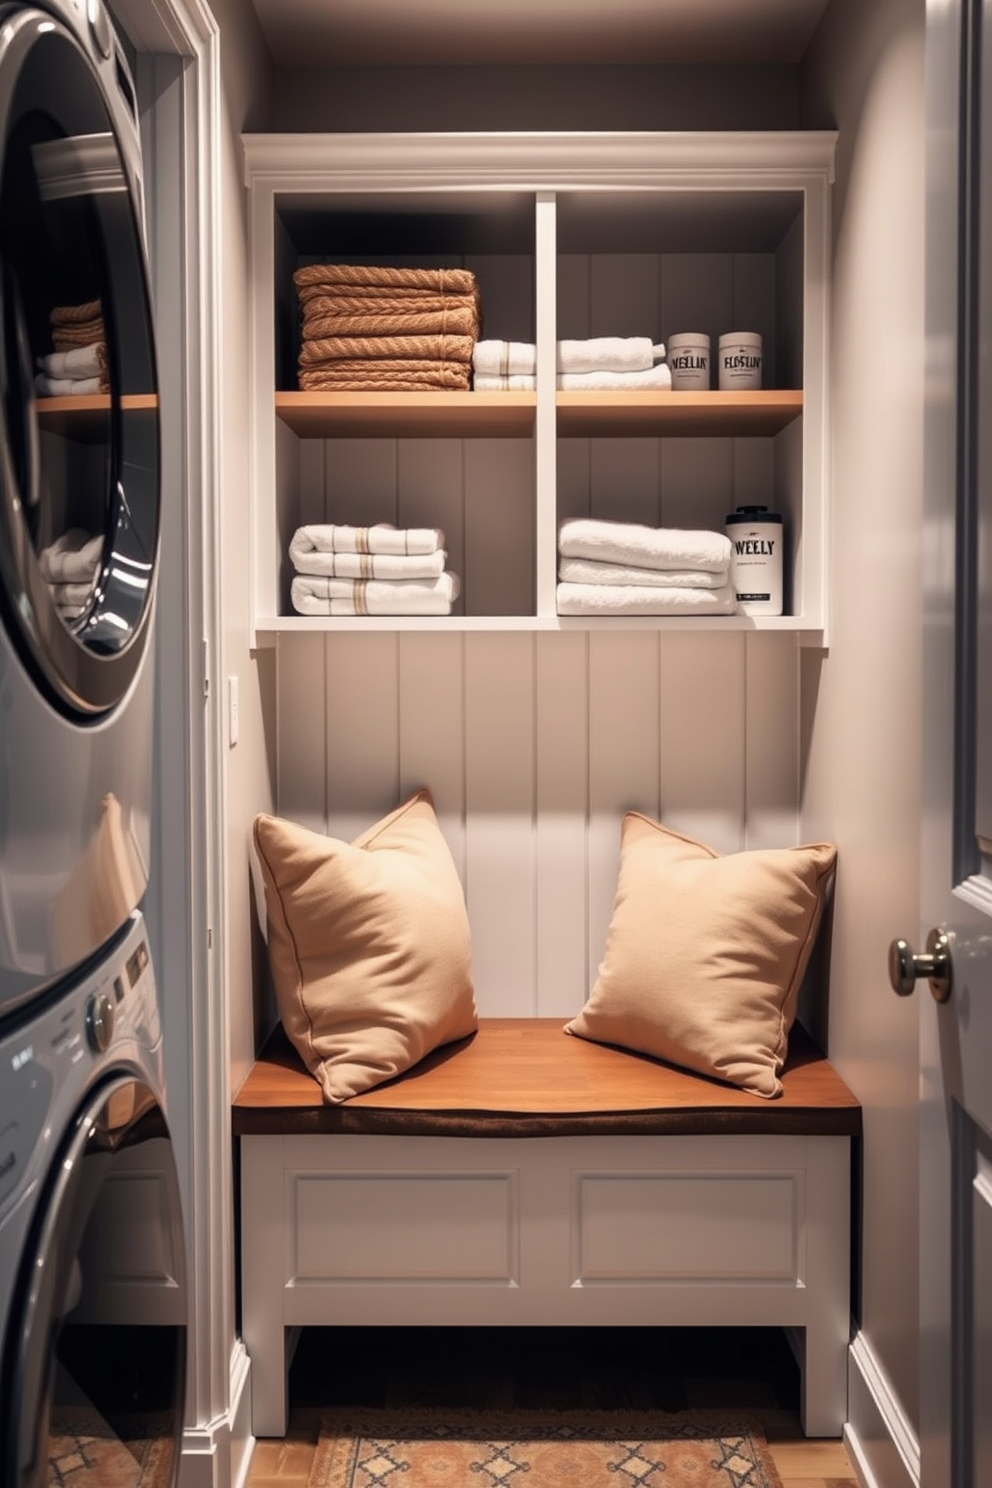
[179,1340,254,1488]
[844,1333,919,1488]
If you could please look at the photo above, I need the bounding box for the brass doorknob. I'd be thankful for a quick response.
[888,927,952,1003]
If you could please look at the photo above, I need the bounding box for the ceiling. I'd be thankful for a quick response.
[249,0,832,69]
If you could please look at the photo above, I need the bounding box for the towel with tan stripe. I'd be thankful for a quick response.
[291,571,460,616]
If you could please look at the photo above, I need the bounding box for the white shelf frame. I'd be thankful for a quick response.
[243,130,836,644]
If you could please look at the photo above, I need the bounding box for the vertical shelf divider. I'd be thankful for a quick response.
[534,191,558,619]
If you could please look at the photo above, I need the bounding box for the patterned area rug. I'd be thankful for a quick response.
[48,1408,176,1488]
[308,1408,783,1488]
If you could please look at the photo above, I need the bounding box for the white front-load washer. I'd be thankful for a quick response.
[0,911,187,1487]
[0,0,162,1020]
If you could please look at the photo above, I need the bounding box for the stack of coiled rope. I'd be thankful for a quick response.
[293,263,481,391]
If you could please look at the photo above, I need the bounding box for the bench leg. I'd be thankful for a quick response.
[241,1135,290,1437]
[799,1137,852,1436]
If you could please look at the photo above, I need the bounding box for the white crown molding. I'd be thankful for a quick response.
[242,128,838,192]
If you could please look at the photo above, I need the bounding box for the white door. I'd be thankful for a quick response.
[912,2,992,1484]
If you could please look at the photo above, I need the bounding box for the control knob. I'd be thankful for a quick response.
[86,991,115,1052]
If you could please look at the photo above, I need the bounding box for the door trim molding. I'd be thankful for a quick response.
[110,0,229,1472]
[845,1332,919,1488]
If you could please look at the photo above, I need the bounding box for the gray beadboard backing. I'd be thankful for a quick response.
[275,630,800,1018]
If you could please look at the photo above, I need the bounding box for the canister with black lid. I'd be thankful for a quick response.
[726,505,783,616]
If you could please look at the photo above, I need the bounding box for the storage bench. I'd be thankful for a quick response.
[233,1018,860,1439]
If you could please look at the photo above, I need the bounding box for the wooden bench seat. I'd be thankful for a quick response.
[234,1019,860,1441]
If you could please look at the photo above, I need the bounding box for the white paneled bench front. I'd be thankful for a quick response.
[232,1019,860,1439]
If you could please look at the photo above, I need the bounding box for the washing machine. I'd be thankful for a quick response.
[0,910,187,1487]
[0,0,161,1020]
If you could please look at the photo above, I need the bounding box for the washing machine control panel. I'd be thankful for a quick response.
[0,1049,54,1215]
[0,916,161,1224]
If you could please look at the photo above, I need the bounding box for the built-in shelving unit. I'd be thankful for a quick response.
[244,131,835,641]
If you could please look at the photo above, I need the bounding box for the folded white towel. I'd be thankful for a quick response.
[37,344,104,381]
[290,542,447,581]
[559,519,732,574]
[35,374,103,397]
[558,556,728,589]
[48,581,95,607]
[38,529,102,583]
[290,523,444,559]
[291,571,461,617]
[557,581,737,616]
[472,340,536,376]
[473,373,536,391]
[472,338,667,378]
[558,364,672,391]
[557,337,665,374]
[474,364,674,393]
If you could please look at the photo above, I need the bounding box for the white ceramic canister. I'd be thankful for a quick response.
[726,505,783,616]
[718,331,763,390]
[667,332,710,390]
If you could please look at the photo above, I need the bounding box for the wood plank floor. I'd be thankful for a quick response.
[245,1325,860,1488]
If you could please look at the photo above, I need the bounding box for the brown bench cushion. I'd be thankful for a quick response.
[232,1018,860,1139]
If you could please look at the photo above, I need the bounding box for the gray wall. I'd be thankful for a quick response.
[271,62,802,132]
[801,0,924,1444]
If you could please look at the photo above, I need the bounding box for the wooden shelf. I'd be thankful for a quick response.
[557,388,803,437]
[275,389,536,438]
[274,388,802,440]
[37,394,158,440]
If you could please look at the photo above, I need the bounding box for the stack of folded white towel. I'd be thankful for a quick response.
[557,518,737,616]
[473,337,671,391]
[38,528,102,622]
[289,524,460,616]
[35,301,108,397]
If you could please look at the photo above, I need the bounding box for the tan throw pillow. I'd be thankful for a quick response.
[252,789,477,1103]
[565,814,836,1098]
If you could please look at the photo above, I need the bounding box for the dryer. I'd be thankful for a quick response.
[0,0,161,1020]
[0,911,187,1487]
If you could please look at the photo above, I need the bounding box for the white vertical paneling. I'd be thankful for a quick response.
[397,633,467,880]
[396,440,465,611]
[556,437,591,524]
[732,437,776,511]
[464,439,535,616]
[296,436,325,525]
[464,635,536,1014]
[466,254,534,343]
[557,254,590,339]
[659,253,734,364]
[659,437,734,534]
[587,633,661,978]
[324,634,400,841]
[744,631,801,848]
[275,633,328,832]
[589,254,661,339]
[590,438,661,528]
[661,633,747,854]
[323,436,398,527]
[731,253,777,386]
[535,633,589,1017]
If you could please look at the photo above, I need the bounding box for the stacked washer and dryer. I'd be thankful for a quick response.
[0,3,188,1485]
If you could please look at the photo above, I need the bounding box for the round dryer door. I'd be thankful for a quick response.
[1,1075,187,1488]
[0,7,159,718]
